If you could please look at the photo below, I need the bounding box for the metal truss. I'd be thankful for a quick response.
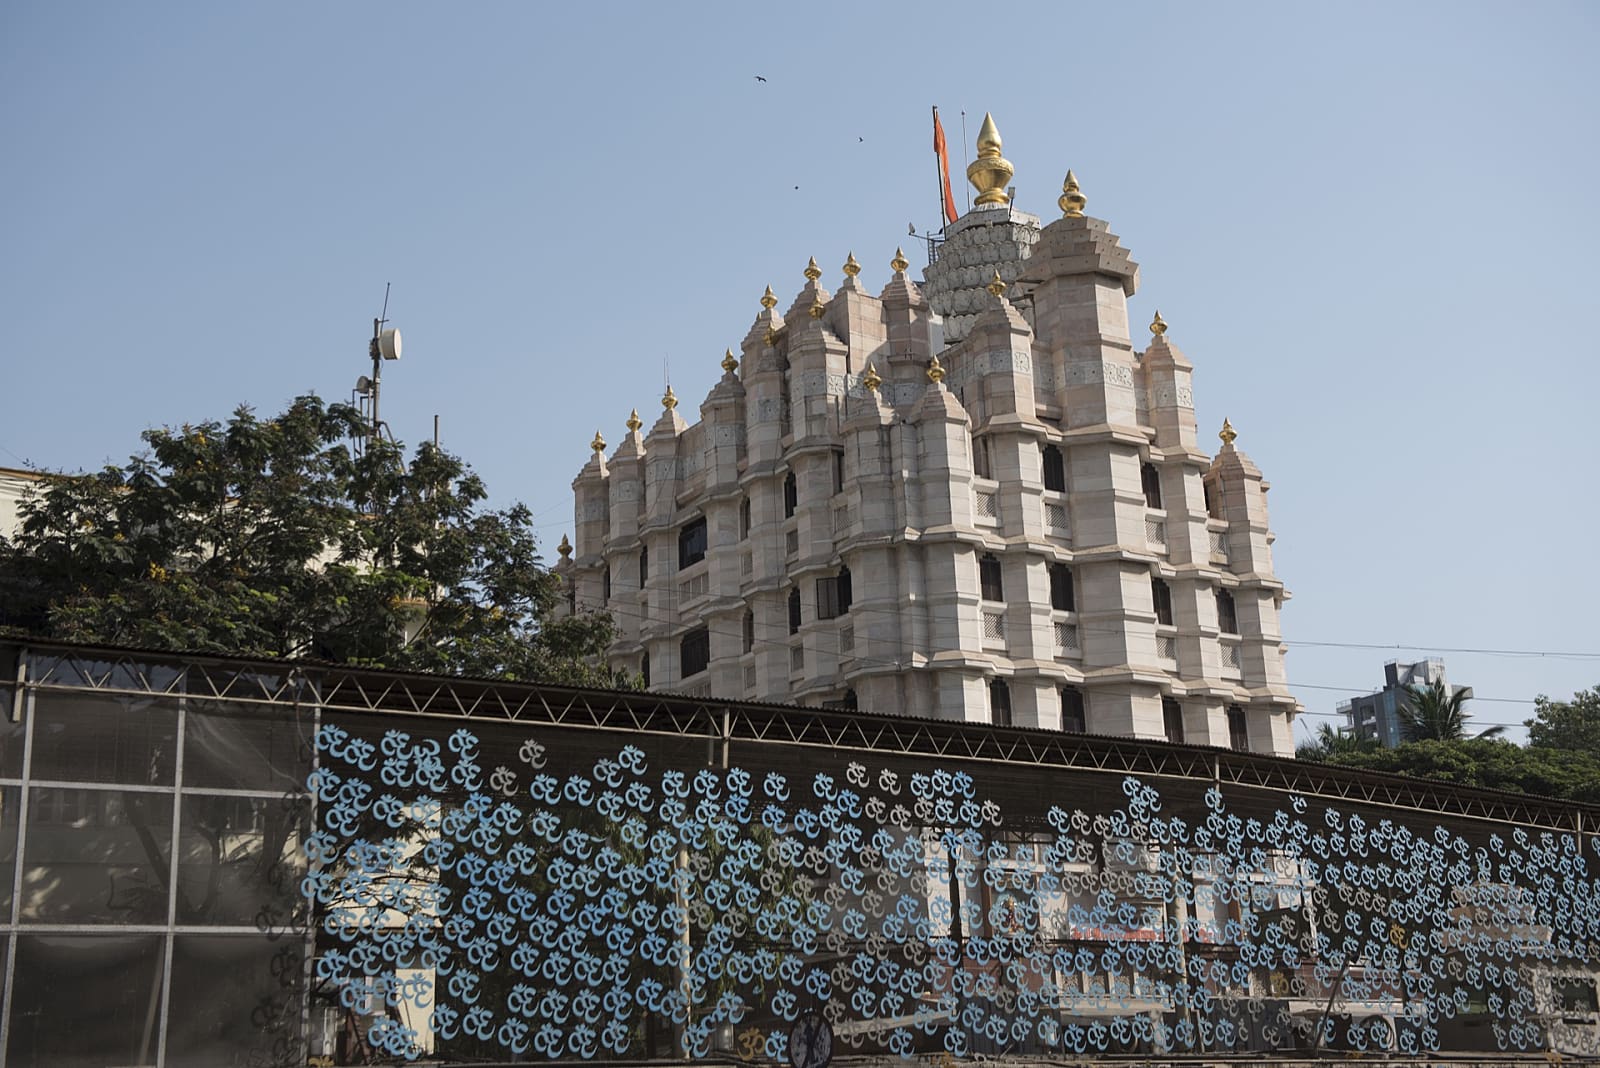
[7,638,1593,834]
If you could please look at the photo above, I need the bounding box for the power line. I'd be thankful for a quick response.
[1286,639,1599,661]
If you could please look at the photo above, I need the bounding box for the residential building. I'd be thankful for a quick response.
[1338,657,1471,747]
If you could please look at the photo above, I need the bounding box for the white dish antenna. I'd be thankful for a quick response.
[378,327,402,361]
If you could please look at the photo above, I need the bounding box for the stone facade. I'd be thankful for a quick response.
[561,132,1298,755]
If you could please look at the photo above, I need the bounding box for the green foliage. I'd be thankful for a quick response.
[1320,738,1600,804]
[1398,677,1503,742]
[1525,685,1600,754]
[1295,722,1380,763]
[0,394,624,686]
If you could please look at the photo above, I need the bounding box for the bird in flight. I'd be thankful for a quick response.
[858,137,864,142]
[754,75,767,82]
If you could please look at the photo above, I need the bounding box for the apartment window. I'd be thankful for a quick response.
[1216,588,1238,634]
[1162,697,1184,744]
[678,516,707,569]
[602,566,611,603]
[1141,462,1163,509]
[640,652,650,689]
[743,610,755,654]
[787,587,802,634]
[1049,563,1075,612]
[1042,444,1066,493]
[680,627,710,678]
[1151,577,1173,626]
[638,546,649,586]
[1061,687,1086,733]
[990,680,1012,727]
[1227,704,1249,751]
[816,567,852,620]
[979,554,1004,602]
[832,451,845,495]
[740,497,752,539]
[974,436,993,479]
[783,472,797,518]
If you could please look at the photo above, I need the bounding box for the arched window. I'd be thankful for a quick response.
[787,587,802,635]
[990,680,1012,727]
[1215,588,1238,634]
[978,554,1004,602]
[1049,563,1074,612]
[1151,577,1173,626]
[1041,444,1066,493]
[1227,704,1249,751]
[783,472,798,518]
[1162,697,1184,744]
[1141,462,1163,509]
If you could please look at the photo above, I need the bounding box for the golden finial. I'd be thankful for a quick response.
[862,363,882,392]
[1059,169,1086,217]
[890,247,910,274]
[721,348,738,373]
[966,112,1014,207]
[804,256,822,282]
[760,285,778,310]
[590,429,606,453]
[808,295,826,319]
[1150,310,1167,337]
[626,408,643,433]
[986,270,1007,298]
[1219,418,1237,446]
[927,354,945,384]
[557,534,572,560]
[765,326,782,346]
[843,251,861,278]
[662,385,678,410]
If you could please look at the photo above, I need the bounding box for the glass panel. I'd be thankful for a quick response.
[21,787,172,924]
[8,934,165,1068]
[165,935,305,1068]
[176,793,306,927]
[0,786,17,920]
[30,692,177,785]
[183,701,312,792]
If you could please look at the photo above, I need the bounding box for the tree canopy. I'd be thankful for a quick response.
[1312,737,1600,805]
[1525,684,1600,755]
[1398,677,1503,742]
[0,395,622,686]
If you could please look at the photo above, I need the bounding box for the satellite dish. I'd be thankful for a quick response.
[378,327,402,361]
[355,375,372,394]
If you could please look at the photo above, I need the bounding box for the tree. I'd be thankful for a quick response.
[1525,685,1600,755]
[1295,722,1379,762]
[0,394,623,686]
[1397,678,1503,742]
[1318,738,1600,804]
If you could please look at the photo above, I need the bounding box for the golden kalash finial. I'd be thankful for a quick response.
[804,256,822,282]
[987,270,1007,298]
[808,295,826,319]
[590,429,606,453]
[760,285,778,310]
[662,385,678,410]
[843,251,861,279]
[626,408,643,433]
[862,363,882,392]
[966,112,1014,207]
[891,247,910,274]
[721,348,739,373]
[558,534,572,560]
[1059,169,1086,217]
[927,354,946,384]
[1150,310,1167,337]
[1220,418,1237,446]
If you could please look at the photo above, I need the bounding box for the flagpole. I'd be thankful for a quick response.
[932,105,947,232]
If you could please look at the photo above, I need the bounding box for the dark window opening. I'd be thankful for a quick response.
[841,688,858,711]
[787,587,802,635]
[979,554,1004,602]
[816,567,853,620]
[1152,577,1173,626]
[1141,462,1163,509]
[974,437,992,479]
[1049,563,1075,612]
[1162,697,1184,744]
[638,546,649,586]
[832,451,845,495]
[602,566,611,603]
[783,472,797,518]
[1204,480,1219,520]
[1061,687,1086,733]
[1227,704,1249,751]
[743,611,755,654]
[680,628,710,678]
[740,497,752,539]
[678,516,707,569]
[640,652,650,688]
[990,680,1012,727]
[1042,444,1066,493]
[1216,588,1238,634]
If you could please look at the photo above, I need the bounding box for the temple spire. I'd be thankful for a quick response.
[966,112,1014,207]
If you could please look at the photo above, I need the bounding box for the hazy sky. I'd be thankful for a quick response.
[3,2,1596,742]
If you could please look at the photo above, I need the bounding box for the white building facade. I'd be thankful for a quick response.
[561,117,1298,755]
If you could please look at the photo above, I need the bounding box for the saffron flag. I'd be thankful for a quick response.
[933,107,959,224]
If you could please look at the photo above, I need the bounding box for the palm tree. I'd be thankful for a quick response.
[1296,722,1379,762]
[1398,678,1504,742]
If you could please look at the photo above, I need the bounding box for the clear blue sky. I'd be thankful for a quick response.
[4,1,1597,742]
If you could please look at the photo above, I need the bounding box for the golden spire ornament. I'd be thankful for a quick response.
[626,409,643,433]
[891,247,910,274]
[1150,310,1167,337]
[1059,169,1086,217]
[760,285,778,310]
[1220,418,1237,446]
[808,295,826,319]
[843,251,861,279]
[862,363,882,392]
[721,348,739,373]
[987,270,1007,298]
[804,256,822,282]
[557,534,572,560]
[590,429,606,453]
[966,112,1014,207]
[927,354,946,384]
[662,385,678,410]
